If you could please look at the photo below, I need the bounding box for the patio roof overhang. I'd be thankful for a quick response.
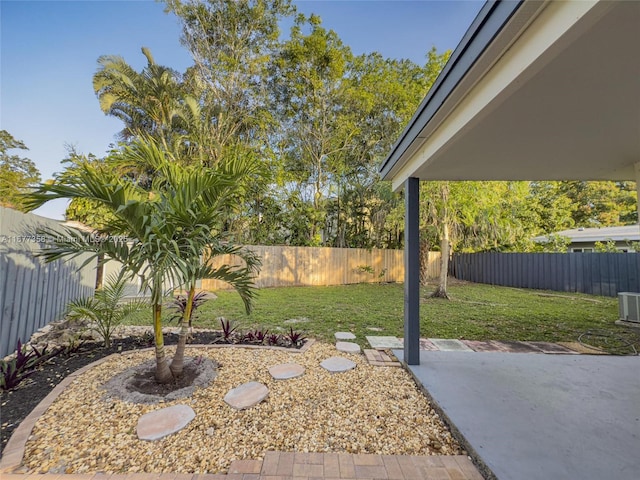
[380,0,640,190]
[382,0,640,366]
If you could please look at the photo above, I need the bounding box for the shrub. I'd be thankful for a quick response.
[219,317,238,343]
[167,291,211,326]
[65,273,148,348]
[284,327,307,348]
[0,339,58,390]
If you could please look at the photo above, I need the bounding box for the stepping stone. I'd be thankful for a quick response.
[336,341,361,354]
[366,335,404,349]
[461,340,501,352]
[320,356,356,373]
[399,338,439,350]
[429,338,473,352]
[524,341,578,354]
[335,331,356,340]
[490,341,543,353]
[224,381,269,410]
[419,338,439,351]
[137,404,195,441]
[269,363,305,380]
[557,341,607,355]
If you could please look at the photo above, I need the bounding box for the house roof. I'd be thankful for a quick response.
[533,225,640,244]
[380,0,640,191]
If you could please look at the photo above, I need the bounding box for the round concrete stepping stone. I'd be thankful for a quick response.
[335,331,356,340]
[320,356,356,373]
[136,404,195,441]
[224,381,269,410]
[336,341,361,354]
[269,363,305,380]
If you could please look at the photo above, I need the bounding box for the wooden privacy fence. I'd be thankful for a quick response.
[202,245,441,290]
[0,207,97,358]
[451,252,640,297]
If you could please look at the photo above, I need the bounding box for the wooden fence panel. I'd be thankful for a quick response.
[0,207,97,358]
[451,252,640,297]
[202,246,440,290]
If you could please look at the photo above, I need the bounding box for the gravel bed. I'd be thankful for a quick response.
[21,342,461,474]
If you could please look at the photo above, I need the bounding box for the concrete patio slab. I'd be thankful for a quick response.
[523,341,577,354]
[366,335,404,349]
[461,340,501,352]
[428,338,473,352]
[419,338,439,351]
[395,349,640,480]
[487,340,543,353]
[557,341,608,355]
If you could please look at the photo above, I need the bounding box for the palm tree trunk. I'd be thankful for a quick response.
[170,286,195,377]
[153,301,173,383]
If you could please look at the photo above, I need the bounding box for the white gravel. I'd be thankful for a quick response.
[23,342,461,474]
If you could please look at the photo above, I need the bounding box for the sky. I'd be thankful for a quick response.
[1,0,484,220]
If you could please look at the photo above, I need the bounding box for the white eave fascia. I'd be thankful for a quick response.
[379,0,530,183]
[381,0,613,191]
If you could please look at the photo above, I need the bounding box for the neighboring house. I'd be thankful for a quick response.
[533,225,640,252]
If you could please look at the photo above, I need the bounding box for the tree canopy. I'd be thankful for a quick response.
[0,130,41,212]
[57,0,638,256]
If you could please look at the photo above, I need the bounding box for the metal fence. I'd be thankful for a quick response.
[0,207,97,358]
[450,252,640,297]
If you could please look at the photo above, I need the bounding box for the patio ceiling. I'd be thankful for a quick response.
[380,0,640,191]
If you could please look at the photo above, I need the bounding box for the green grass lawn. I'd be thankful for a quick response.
[122,281,640,354]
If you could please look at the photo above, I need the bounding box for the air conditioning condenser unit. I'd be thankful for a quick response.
[618,292,640,323]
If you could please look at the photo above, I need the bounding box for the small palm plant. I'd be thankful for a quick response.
[65,273,148,348]
[25,136,261,383]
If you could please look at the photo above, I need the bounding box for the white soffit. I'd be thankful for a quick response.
[391,0,640,190]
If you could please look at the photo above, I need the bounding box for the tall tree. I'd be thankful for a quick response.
[269,13,356,244]
[558,181,637,227]
[165,0,294,162]
[323,50,449,248]
[421,181,540,295]
[529,181,576,235]
[93,47,188,151]
[0,130,41,212]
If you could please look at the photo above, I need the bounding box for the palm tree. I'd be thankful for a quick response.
[65,273,148,348]
[24,137,260,383]
[93,47,187,151]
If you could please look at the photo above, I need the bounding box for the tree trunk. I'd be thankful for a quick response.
[431,222,451,299]
[419,238,431,286]
[153,301,173,383]
[170,286,195,377]
[95,253,104,289]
